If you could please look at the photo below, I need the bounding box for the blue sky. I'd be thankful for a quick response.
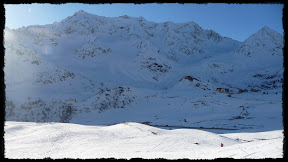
[4,3,283,42]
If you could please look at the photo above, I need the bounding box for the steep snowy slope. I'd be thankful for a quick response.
[5,27,96,122]
[4,11,283,131]
[231,26,283,91]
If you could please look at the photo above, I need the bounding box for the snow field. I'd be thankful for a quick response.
[5,121,283,159]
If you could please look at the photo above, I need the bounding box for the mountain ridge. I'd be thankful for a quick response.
[4,11,283,131]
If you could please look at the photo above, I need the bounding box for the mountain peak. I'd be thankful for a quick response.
[71,10,95,18]
[261,26,272,30]
[74,10,89,15]
[234,25,283,56]
[261,26,277,32]
[255,26,282,37]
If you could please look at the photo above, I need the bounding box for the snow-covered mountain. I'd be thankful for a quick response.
[4,10,283,132]
[235,26,283,57]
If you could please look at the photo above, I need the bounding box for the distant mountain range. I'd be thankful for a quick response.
[4,10,283,131]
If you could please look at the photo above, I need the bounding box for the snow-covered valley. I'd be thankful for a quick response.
[4,10,283,159]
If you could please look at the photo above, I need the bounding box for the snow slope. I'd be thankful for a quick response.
[5,121,283,159]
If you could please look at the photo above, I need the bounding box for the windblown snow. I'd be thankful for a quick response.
[4,10,283,159]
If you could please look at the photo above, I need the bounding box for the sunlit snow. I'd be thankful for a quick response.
[4,10,283,159]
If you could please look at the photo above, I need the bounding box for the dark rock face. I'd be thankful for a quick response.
[238,89,248,94]
[92,87,136,113]
[216,88,230,93]
[147,63,171,73]
[179,76,200,82]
